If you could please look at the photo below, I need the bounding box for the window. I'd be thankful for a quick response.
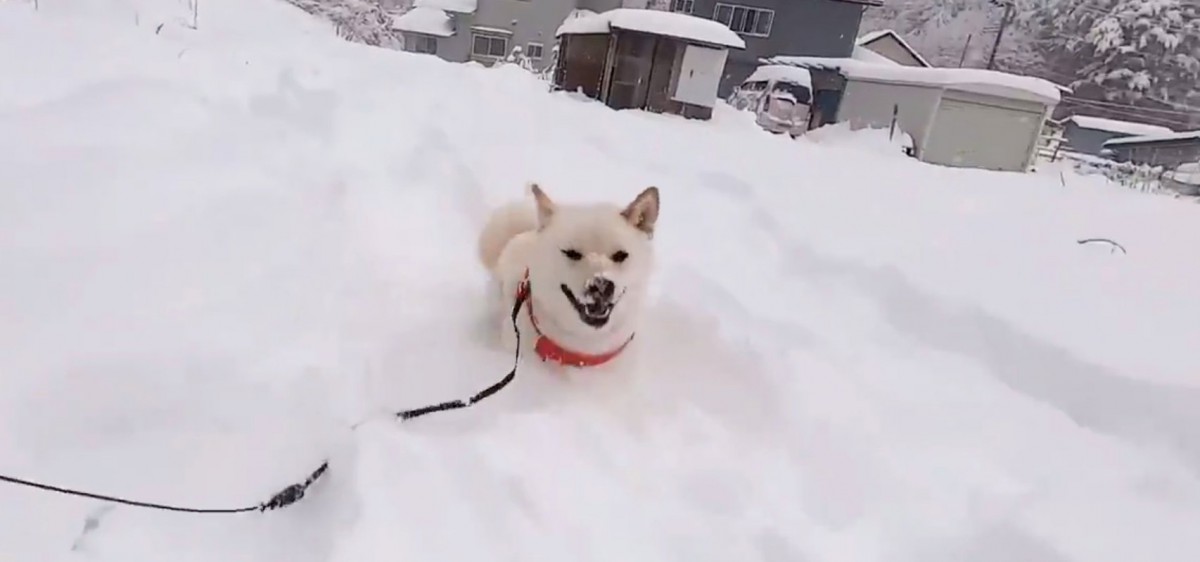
[472,33,508,58]
[713,3,774,37]
[526,42,544,59]
[411,35,437,55]
[671,0,694,13]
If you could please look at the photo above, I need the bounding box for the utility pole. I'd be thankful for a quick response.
[958,33,973,68]
[986,0,1015,70]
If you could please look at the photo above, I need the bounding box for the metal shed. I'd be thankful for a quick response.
[1102,130,1200,168]
[1061,115,1173,156]
[764,56,1061,172]
[553,9,745,120]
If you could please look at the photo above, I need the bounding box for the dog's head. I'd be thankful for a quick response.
[527,183,660,332]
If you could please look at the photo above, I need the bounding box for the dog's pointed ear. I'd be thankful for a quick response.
[529,183,556,229]
[621,186,660,237]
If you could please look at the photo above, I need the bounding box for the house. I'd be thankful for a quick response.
[393,0,879,97]
[666,0,882,96]
[552,9,745,119]
[765,56,1061,172]
[1061,115,1174,157]
[854,29,930,68]
[393,0,581,68]
[1102,131,1200,168]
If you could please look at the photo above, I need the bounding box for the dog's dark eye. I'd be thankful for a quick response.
[561,249,583,261]
[611,250,629,263]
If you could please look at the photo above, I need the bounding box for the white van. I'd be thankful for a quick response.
[728,64,813,138]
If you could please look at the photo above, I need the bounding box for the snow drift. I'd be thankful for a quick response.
[2,1,1200,561]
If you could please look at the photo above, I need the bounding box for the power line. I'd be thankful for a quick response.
[1062,96,1200,118]
[1060,93,1200,116]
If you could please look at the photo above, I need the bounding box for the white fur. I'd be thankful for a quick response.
[477,184,660,365]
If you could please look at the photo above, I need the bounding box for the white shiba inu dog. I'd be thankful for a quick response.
[477,183,660,368]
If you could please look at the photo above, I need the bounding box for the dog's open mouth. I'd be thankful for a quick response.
[560,284,621,328]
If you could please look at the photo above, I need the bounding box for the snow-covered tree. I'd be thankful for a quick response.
[537,43,559,82]
[1038,0,1200,107]
[503,45,536,72]
[285,0,404,49]
[860,0,1059,71]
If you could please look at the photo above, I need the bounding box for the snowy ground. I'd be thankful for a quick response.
[3,1,1200,561]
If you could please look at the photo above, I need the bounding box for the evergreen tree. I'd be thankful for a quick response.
[1039,0,1200,107]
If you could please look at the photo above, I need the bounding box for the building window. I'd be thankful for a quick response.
[671,0,694,13]
[411,35,437,54]
[526,42,544,60]
[713,3,774,37]
[472,33,508,58]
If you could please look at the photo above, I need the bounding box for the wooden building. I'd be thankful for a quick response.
[553,9,745,120]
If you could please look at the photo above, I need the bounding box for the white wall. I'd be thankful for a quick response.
[837,79,940,155]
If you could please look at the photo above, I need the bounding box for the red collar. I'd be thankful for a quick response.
[516,271,634,368]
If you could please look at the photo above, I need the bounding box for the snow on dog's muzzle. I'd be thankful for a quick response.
[561,276,621,328]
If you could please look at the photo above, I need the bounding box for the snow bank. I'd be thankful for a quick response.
[805,121,914,156]
[3,1,1200,561]
[390,6,453,37]
[768,55,1062,104]
[1068,115,1173,137]
[556,8,745,49]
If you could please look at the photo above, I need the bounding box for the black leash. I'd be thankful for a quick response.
[0,288,529,514]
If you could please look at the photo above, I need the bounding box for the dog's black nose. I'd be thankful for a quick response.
[586,277,616,300]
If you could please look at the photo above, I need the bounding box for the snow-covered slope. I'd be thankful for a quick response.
[3,1,1200,561]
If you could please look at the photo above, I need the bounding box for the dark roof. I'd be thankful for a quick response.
[834,0,885,6]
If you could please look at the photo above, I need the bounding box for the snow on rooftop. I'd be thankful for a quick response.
[391,6,454,38]
[851,44,900,66]
[413,0,476,14]
[767,56,1061,104]
[1103,129,1200,147]
[744,64,812,89]
[1068,115,1173,137]
[856,29,890,44]
[556,8,745,49]
[855,29,932,67]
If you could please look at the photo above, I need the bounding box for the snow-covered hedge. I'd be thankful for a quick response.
[285,0,404,49]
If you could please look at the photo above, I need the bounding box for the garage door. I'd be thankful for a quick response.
[923,97,1044,172]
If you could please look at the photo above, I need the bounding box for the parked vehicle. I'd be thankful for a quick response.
[728,65,813,138]
[1163,162,1200,197]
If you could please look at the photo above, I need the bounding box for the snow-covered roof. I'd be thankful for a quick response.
[744,64,812,89]
[1067,115,1172,137]
[765,56,1061,105]
[851,45,900,66]
[555,8,745,49]
[1102,130,1200,148]
[855,29,931,68]
[412,0,475,15]
[391,6,454,37]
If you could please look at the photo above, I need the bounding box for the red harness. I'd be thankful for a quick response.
[516,271,634,368]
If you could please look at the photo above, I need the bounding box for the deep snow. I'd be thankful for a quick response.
[2,1,1200,561]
